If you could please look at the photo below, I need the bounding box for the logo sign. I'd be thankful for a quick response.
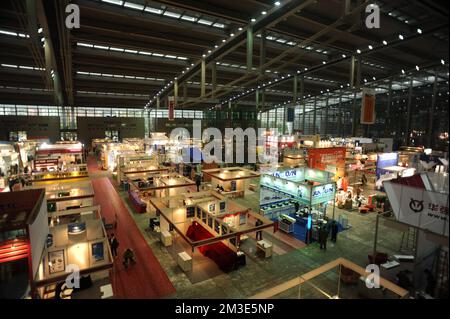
[311,183,336,205]
[272,169,298,179]
[409,198,424,213]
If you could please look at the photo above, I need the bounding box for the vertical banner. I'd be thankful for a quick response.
[361,88,376,124]
[168,96,175,121]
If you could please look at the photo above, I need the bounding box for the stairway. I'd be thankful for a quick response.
[399,226,417,254]
[432,246,449,298]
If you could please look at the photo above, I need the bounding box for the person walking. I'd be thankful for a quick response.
[123,248,136,269]
[110,235,119,258]
[195,173,202,192]
[330,220,339,243]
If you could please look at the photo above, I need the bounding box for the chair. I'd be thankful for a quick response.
[368,252,389,265]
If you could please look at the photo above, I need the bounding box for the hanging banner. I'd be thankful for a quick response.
[361,88,376,124]
[168,96,175,121]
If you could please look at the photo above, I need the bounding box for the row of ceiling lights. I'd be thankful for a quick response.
[144,0,284,109]
[220,27,448,105]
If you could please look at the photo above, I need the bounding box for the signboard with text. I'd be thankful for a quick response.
[384,181,449,237]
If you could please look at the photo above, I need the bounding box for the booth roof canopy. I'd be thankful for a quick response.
[203,167,260,180]
[0,189,45,232]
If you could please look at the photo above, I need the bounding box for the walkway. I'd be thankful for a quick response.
[88,157,175,298]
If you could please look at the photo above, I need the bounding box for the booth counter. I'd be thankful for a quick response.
[202,167,260,198]
[31,164,88,182]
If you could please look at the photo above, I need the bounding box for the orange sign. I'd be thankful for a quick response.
[361,88,376,124]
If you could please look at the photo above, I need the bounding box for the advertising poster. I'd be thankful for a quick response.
[92,242,105,262]
[361,88,376,124]
[48,250,65,274]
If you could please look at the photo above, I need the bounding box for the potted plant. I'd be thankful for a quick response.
[373,194,387,209]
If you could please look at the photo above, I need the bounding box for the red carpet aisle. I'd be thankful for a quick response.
[87,156,101,174]
[91,177,176,298]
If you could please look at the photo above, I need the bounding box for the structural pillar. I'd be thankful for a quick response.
[324,95,329,136]
[405,77,414,145]
[313,96,317,135]
[201,59,206,97]
[260,29,266,76]
[427,70,438,147]
[211,62,217,99]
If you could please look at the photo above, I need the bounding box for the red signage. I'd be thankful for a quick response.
[168,96,175,121]
[307,147,346,173]
[361,88,376,124]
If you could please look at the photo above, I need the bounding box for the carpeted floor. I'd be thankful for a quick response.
[90,175,176,299]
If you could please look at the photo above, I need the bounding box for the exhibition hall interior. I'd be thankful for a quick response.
[0,0,448,301]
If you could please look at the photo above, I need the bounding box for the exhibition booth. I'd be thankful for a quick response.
[259,167,338,243]
[34,205,113,299]
[149,190,274,283]
[0,189,48,299]
[35,142,84,165]
[202,167,260,198]
[283,151,305,167]
[128,172,196,214]
[0,142,20,190]
[307,147,346,180]
[33,180,96,220]
[116,154,163,184]
[376,172,449,298]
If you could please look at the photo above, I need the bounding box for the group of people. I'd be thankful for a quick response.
[108,234,136,269]
[317,220,339,250]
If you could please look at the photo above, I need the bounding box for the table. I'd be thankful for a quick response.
[256,240,273,258]
[177,252,192,272]
[100,284,113,299]
[381,260,400,270]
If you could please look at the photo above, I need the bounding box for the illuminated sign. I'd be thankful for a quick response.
[311,183,336,205]
[271,169,303,181]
